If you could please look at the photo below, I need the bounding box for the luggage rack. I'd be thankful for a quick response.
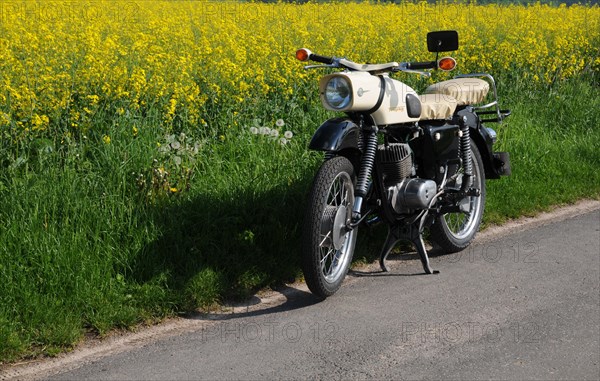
[455,73,511,123]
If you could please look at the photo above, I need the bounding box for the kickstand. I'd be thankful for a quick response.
[379,224,439,274]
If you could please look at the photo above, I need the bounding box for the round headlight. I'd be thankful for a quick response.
[324,76,351,110]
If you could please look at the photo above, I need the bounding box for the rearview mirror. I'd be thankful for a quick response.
[427,30,459,53]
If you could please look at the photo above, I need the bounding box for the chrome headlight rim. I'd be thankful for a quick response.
[324,76,352,110]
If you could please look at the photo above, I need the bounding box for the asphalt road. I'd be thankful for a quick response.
[48,209,600,380]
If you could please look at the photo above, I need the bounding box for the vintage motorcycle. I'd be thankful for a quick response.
[297,31,511,298]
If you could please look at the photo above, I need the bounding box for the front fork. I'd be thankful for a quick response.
[351,127,378,221]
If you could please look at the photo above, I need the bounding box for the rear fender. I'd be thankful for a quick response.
[455,108,510,179]
[471,125,511,179]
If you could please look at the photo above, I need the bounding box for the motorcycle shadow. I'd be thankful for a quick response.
[181,284,322,321]
[127,170,318,315]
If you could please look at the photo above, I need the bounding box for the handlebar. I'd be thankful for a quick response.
[406,61,437,70]
[309,53,334,65]
[296,48,445,74]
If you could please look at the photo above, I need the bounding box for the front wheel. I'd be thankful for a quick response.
[430,139,486,253]
[302,156,358,298]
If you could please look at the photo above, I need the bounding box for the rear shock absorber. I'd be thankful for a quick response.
[460,115,473,193]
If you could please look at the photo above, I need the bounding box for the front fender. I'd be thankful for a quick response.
[309,118,361,152]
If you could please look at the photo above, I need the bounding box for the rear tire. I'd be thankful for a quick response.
[301,156,357,298]
[430,139,486,253]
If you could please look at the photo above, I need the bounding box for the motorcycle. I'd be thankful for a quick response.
[297,30,511,298]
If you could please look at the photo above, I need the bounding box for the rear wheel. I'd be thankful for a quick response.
[302,156,357,298]
[430,140,486,253]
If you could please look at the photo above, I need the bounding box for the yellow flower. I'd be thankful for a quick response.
[0,113,10,126]
[0,0,597,143]
[102,135,111,144]
[86,95,100,105]
[31,114,49,131]
[167,98,177,117]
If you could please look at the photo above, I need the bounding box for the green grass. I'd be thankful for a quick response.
[485,74,600,222]
[0,73,599,363]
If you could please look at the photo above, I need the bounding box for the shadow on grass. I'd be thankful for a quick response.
[128,175,313,311]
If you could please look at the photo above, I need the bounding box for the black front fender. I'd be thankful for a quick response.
[309,118,361,152]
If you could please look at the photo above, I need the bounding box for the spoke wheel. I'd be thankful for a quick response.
[302,156,357,298]
[430,139,486,253]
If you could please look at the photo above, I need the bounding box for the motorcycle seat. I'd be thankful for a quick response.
[423,78,490,106]
[418,94,458,120]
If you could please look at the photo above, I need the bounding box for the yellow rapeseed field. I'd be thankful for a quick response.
[0,1,598,138]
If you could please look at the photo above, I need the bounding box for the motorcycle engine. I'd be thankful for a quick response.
[377,144,437,214]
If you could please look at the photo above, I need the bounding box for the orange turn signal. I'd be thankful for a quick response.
[438,56,457,71]
[295,48,311,62]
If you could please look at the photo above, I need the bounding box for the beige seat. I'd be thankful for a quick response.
[424,78,490,106]
[419,94,458,120]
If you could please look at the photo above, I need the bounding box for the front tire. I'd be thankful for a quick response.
[430,139,486,253]
[302,156,357,298]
